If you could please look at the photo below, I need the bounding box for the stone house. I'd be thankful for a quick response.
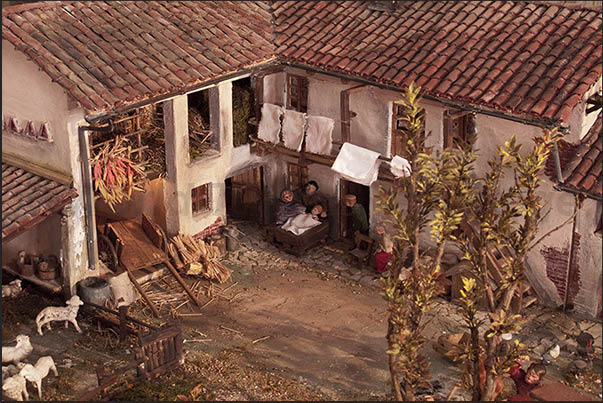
[2,1,601,317]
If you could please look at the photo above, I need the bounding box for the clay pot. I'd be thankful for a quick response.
[77,277,111,306]
[37,260,57,280]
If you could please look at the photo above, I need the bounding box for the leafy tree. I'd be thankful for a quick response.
[378,84,474,400]
[454,128,562,400]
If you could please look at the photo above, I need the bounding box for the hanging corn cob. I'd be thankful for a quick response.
[91,136,147,211]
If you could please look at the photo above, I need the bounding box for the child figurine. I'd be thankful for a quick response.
[507,357,547,401]
[373,223,393,274]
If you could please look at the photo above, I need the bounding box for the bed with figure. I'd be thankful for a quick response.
[267,185,330,256]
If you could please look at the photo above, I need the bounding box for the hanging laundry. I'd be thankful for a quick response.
[282,109,306,151]
[331,142,381,186]
[257,103,283,144]
[389,155,412,178]
[305,115,334,155]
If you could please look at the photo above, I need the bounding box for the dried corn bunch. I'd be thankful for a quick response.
[91,136,147,212]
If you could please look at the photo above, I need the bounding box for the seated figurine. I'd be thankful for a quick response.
[275,189,306,225]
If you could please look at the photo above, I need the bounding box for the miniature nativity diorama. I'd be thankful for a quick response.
[2,0,602,401]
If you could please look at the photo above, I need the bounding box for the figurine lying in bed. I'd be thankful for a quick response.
[275,189,307,226]
[281,204,326,235]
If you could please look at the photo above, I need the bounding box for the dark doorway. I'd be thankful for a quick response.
[339,179,370,240]
[225,166,264,224]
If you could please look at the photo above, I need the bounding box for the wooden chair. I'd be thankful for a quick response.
[349,232,374,268]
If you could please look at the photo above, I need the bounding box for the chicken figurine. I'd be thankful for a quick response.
[576,332,595,361]
[542,343,560,364]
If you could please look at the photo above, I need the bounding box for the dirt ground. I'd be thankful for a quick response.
[2,220,602,401]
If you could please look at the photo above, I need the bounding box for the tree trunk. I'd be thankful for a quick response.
[389,354,403,401]
[471,327,482,401]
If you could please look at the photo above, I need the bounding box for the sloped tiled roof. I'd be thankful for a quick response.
[2,163,78,243]
[562,113,602,199]
[272,1,602,124]
[2,1,602,125]
[2,1,275,115]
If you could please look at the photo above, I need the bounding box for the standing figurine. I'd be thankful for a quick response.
[373,223,393,273]
[35,295,83,336]
[344,194,368,235]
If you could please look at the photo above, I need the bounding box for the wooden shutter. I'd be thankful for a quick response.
[286,162,308,190]
[444,110,475,149]
[392,104,424,157]
[287,74,308,113]
[191,184,210,214]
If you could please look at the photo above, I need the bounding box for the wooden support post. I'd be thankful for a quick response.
[119,305,128,343]
[127,270,161,318]
[164,261,202,307]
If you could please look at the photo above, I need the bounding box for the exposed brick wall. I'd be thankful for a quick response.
[193,216,224,240]
[540,232,581,306]
[544,139,578,182]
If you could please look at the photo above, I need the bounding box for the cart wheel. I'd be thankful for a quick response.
[97,233,119,272]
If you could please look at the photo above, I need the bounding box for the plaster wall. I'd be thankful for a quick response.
[572,198,603,318]
[164,81,274,237]
[2,214,62,265]
[95,177,167,231]
[567,76,602,142]
[1,41,72,175]
[263,72,286,107]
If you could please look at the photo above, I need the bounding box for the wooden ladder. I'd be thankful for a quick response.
[459,217,538,313]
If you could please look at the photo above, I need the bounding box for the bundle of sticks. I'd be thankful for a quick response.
[167,233,232,283]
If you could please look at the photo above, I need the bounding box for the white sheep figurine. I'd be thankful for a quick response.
[2,363,25,383]
[2,374,29,401]
[19,356,57,400]
[35,295,84,336]
[2,335,33,366]
[2,279,22,298]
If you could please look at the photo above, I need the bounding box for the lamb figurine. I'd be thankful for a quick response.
[2,279,22,298]
[2,363,25,383]
[2,373,29,401]
[2,335,33,366]
[35,295,84,336]
[19,356,57,400]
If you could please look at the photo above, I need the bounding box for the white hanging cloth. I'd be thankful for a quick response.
[305,115,334,155]
[331,142,381,186]
[389,155,412,178]
[257,103,283,144]
[281,213,322,235]
[281,109,306,151]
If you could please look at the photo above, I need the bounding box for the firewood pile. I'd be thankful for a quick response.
[167,234,232,283]
[91,136,147,211]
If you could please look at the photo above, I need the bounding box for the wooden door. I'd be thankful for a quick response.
[227,167,264,223]
[339,179,370,239]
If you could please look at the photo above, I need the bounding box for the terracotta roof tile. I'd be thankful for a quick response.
[2,163,78,243]
[3,1,601,125]
[562,113,603,198]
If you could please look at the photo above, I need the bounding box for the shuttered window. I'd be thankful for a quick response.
[286,162,308,191]
[191,184,211,214]
[443,110,476,149]
[287,74,308,113]
[391,103,425,158]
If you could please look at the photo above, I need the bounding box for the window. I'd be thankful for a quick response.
[443,109,475,149]
[287,74,308,113]
[286,162,308,191]
[191,184,211,214]
[188,88,218,161]
[391,103,424,158]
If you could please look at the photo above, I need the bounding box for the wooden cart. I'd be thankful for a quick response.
[97,214,201,317]
[269,221,329,256]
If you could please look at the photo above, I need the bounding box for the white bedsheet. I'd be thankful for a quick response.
[331,142,381,186]
[305,115,334,155]
[281,213,322,235]
[257,103,283,144]
[282,109,306,151]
